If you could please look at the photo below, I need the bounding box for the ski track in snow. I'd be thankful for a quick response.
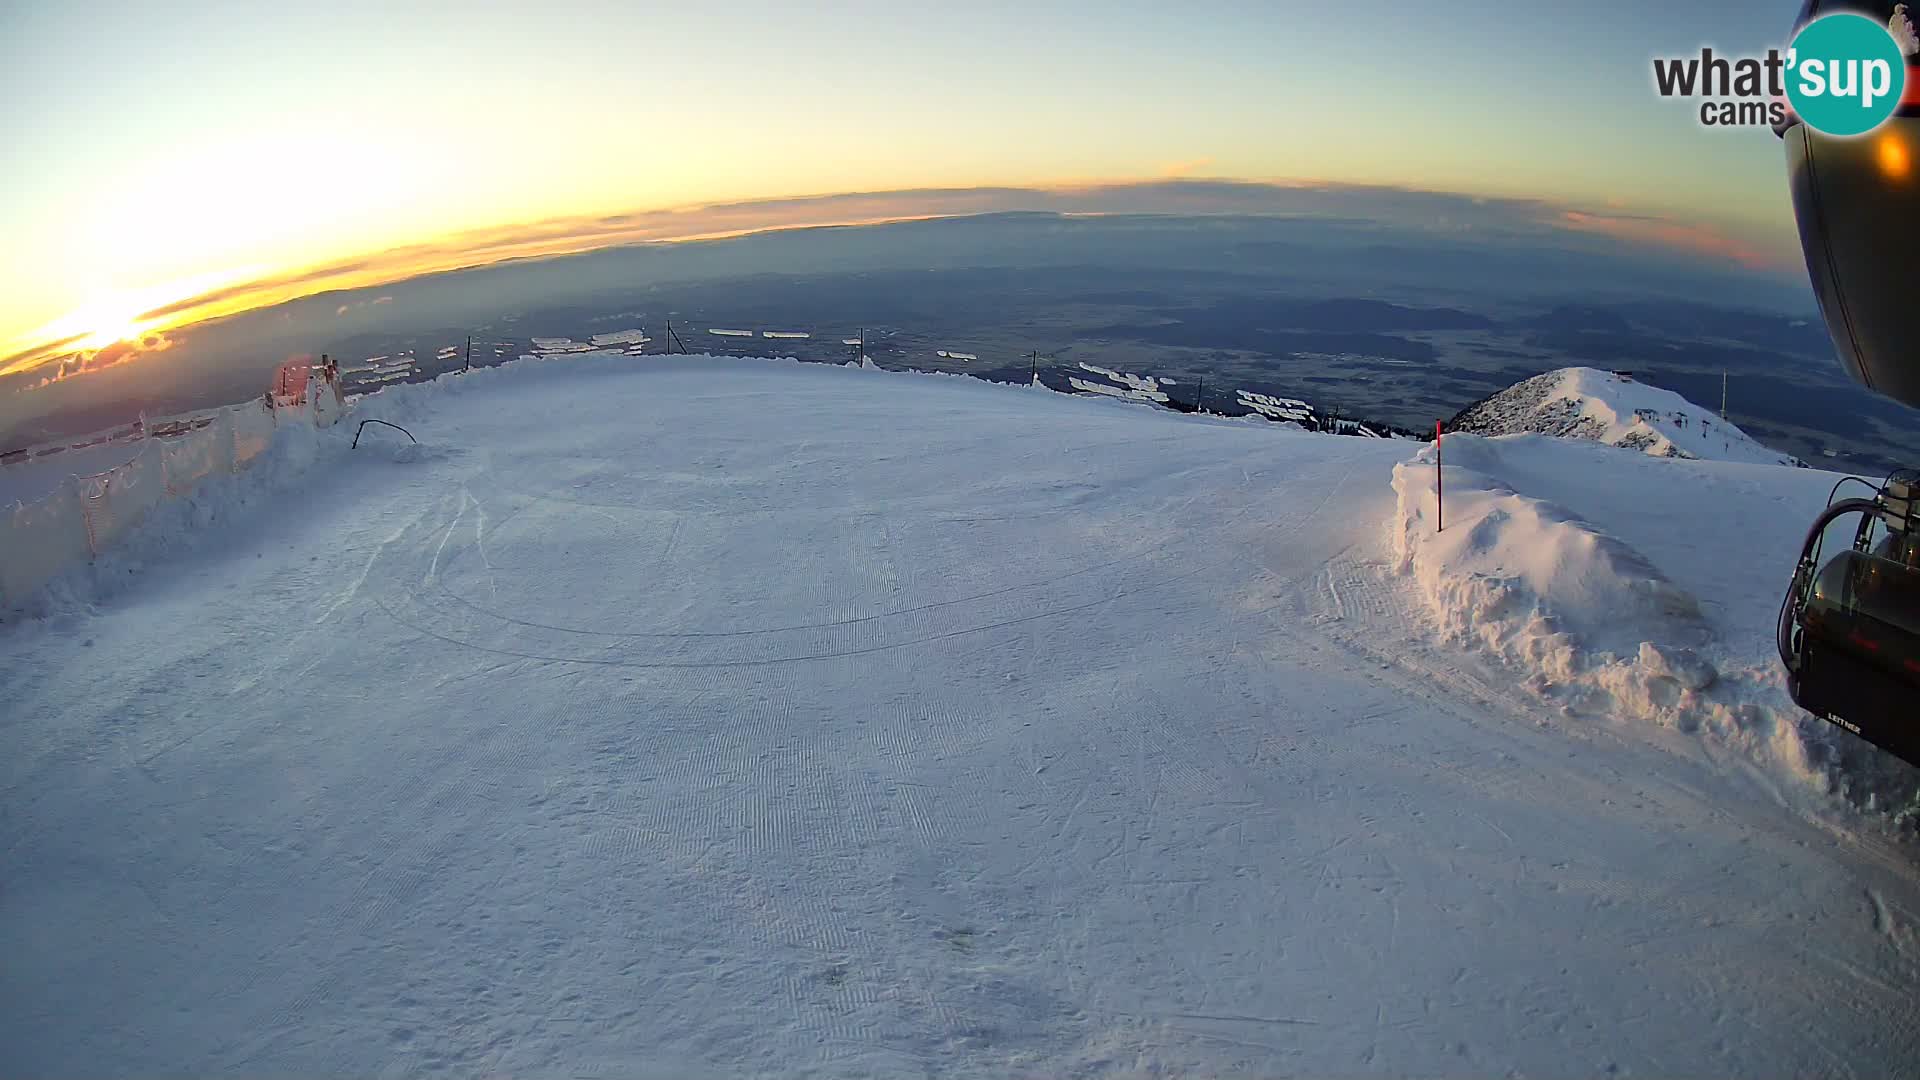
[1,355,1915,1077]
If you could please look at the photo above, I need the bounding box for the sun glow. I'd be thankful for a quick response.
[3,268,260,372]
[50,298,150,352]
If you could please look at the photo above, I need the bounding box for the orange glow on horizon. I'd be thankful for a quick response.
[2,268,263,376]
[0,201,977,383]
[2,178,1801,389]
[1555,209,1782,272]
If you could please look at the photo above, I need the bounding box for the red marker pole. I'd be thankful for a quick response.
[1435,419,1444,533]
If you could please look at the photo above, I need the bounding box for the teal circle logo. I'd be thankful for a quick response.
[1787,12,1908,137]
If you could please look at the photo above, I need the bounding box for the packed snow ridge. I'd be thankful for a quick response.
[1394,430,1915,821]
[1402,371,1905,814]
[1447,366,1805,467]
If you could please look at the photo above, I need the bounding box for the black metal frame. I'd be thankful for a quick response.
[1778,480,1920,766]
[351,419,417,449]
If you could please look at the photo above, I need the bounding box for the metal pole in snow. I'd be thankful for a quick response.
[463,335,472,373]
[1436,419,1444,533]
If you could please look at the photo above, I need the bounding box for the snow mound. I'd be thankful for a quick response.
[1448,367,1803,467]
[1236,390,1313,423]
[1394,441,1712,666]
[1393,433,1916,821]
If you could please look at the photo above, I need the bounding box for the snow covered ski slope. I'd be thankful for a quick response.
[3,355,1916,1077]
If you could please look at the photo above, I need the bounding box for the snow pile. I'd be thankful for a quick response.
[532,338,597,354]
[2,404,262,508]
[1069,362,1170,403]
[1393,435,1713,691]
[3,388,347,618]
[346,362,415,391]
[1448,367,1803,466]
[1236,390,1313,423]
[4,435,142,509]
[1392,432,1917,818]
[4,408,337,619]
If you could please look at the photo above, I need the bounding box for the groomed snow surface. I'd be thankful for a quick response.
[3,354,1917,1077]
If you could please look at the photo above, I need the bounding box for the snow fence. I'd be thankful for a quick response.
[2,377,346,612]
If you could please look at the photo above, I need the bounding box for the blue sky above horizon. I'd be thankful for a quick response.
[0,0,1812,379]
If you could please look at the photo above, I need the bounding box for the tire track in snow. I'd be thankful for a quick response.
[842,763,888,848]
[228,672,564,1070]
[396,448,1353,660]
[832,761,951,1048]
[1303,541,1751,828]
[871,701,918,774]
[461,429,1206,517]
[447,435,1333,686]
[781,755,876,1049]
[895,781,951,847]
[618,690,809,1000]
[371,486,1346,673]
[739,742,779,864]
[244,416,1384,1068]
[427,505,1173,643]
[1134,683,1231,806]
[226,496,670,1071]
[1277,538,1919,1032]
[717,670,867,1021]
[918,694,976,769]
[93,493,464,1039]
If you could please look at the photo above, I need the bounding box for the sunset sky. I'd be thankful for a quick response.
[1,0,1805,380]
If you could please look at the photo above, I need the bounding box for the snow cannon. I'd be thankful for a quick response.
[1778,470,1920,765]
[1779,0,1920,408]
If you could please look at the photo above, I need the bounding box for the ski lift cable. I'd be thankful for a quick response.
[1827,475,1879,507]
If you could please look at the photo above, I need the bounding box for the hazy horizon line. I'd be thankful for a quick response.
[0,177,1800,386]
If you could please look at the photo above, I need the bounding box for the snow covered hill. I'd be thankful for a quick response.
[1,354,1914,1077]
[1448,366,1805,466]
